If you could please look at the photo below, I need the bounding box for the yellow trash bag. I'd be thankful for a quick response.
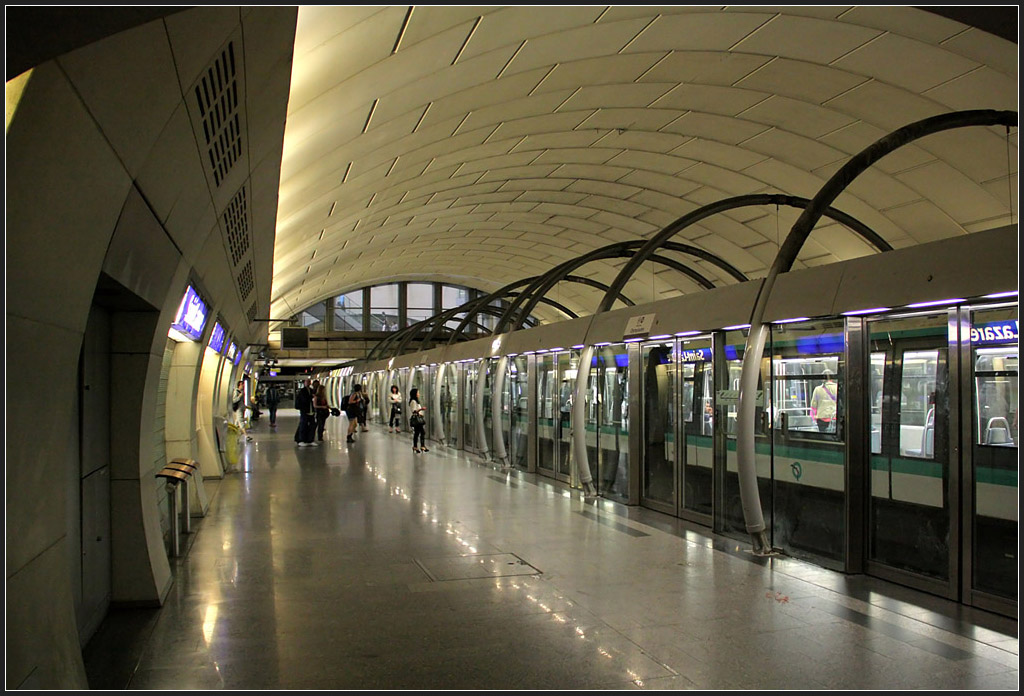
[225,423,242,467]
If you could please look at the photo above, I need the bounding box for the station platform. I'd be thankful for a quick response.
[83,412,1019,690]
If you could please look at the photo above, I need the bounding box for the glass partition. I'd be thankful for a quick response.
[769,320,845,564]
[483,359,494,453]
[969,305,1018,602]
[370,284,400,332]
[867,312,951,583]
[537,354,556,475]
[463,362,477,451]
[597,344,630,502]
[642,341,676,512]
[556,351,576,479]
[510,356,529,470]
[582,352,600,485]
[333,290,363,331]
[681,336,714,518]
[441,365,457,447]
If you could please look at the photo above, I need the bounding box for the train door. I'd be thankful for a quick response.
[555,351,575,482]
[963,303,1017,616]
[536,352,558,479]
[581,350,600,487]
[641,339,676,515]
[680,336,715,523]
[509,356,530,470]
[768,320,846,566]
[866,311,956,598]
[482,359,494,454]
[442,364,458,448]
[463,362,477,452]
[596,343,631,502]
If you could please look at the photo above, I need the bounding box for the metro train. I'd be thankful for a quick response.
[316,224,1018,617]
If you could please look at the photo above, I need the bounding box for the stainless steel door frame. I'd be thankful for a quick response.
[527,353,537,473]
[845,317,867,574]
[627,341,642,506]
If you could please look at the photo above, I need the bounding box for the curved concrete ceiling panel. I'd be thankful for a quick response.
[270,6,1017,322]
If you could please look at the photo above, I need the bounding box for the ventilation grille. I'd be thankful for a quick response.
[223,186,250,266]
[195,42,241,187]
[237,260,254,300]
[247,301,259,323]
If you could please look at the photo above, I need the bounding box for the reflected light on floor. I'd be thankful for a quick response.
[202,604,219,645]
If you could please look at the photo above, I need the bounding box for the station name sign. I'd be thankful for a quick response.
[679,347,711,362]
[972,320,1017,345]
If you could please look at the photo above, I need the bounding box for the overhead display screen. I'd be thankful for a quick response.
[208,322,226,352]
[170,285,208,341]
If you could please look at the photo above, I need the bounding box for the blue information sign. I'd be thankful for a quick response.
[170,285,208,341]
[972,320,1018,344]
[209,322,226,352]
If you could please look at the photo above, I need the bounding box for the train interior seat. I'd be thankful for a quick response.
[985,416,1011,445]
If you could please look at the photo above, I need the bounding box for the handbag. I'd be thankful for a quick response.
[330,407,341,417]
[410,412,425,427]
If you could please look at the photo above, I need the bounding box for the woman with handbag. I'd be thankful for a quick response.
[409,388,428,453]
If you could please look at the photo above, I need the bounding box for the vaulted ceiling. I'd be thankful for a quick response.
[271,6,1017,327]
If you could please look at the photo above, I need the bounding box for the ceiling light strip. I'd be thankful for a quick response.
[392,7,414,55]
[362,99,379,134]
[452,16,482,65]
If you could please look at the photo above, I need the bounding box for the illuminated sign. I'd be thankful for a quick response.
[679,347,712,362]
[170,285,208,341]
[795,333,844,356]
[208,322,226,352]
[227,342,237,361]
[972,320,1018,344]
[590,352,630,368]
[234,345,242,365]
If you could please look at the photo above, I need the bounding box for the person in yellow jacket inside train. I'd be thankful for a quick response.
[810,369,838,433]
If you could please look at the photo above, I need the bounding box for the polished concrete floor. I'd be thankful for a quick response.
[84,412,1019,690]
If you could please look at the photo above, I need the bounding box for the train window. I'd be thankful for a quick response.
[769,321,844,441]
[974,347,1017,447]
[971,306,1018,448]
[899,350,938,458]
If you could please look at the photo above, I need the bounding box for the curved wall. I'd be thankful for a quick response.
[5,8,296,688]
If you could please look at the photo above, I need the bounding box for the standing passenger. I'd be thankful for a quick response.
[409,388,428,453]
[266,383,280,427]
[357,387,370,432]
[314,383,331,441]
[388,385,402,432]
[810,369,838,433]
[294,378,317,446]
[345,384,363,443]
